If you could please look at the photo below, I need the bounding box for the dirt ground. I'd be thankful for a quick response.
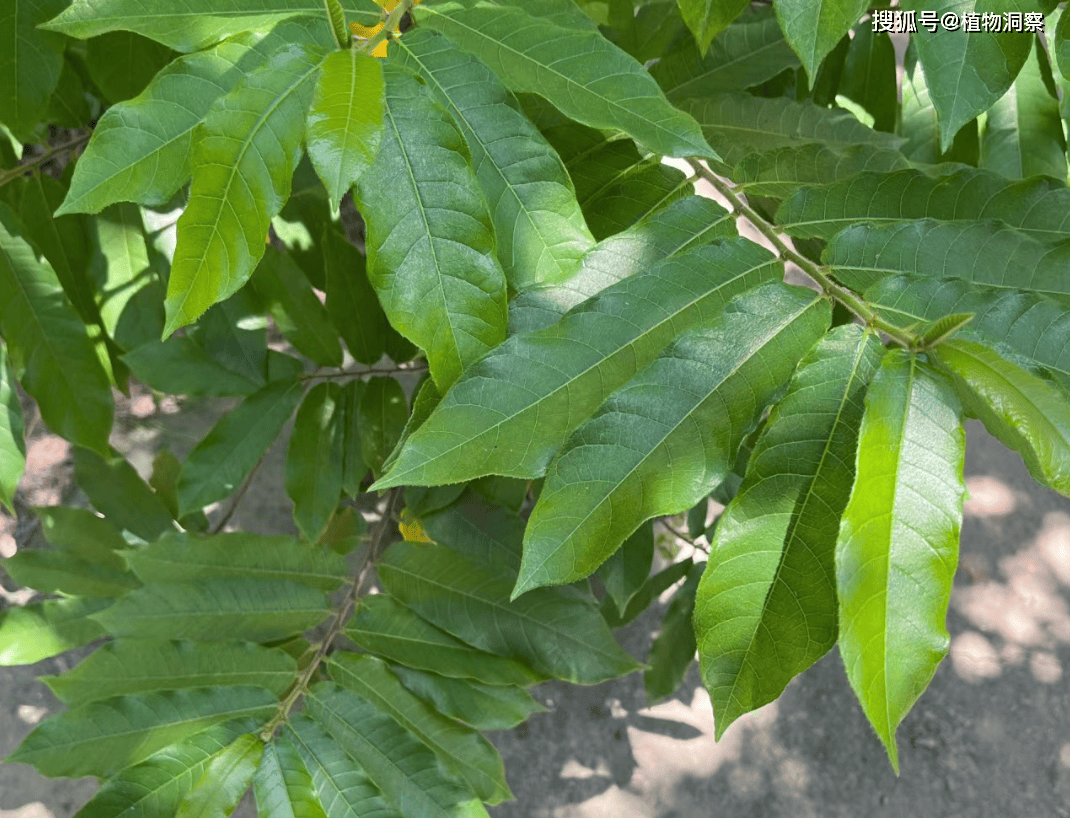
[2,391,1069,817]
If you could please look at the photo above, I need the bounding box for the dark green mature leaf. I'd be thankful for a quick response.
[652,7,799,100]
[8,687,276,778]
[347,595,545,687]
[287,383,345,541]
[44,639,297,706]
[45,58,92,128]
[306,48,383,210]
[359,377,408,479]
[123,338,263,396]
[418,499,525,575]
[396,28,595,291]
[285,717,400,818]
[374,239,780,489]
[734,143,909,199]
[981,37,1066,181]
[3,548,139,597]
[695,325,883,737]
[0,597,110,666]
[329,654,511,804]
[901,0,1035,151]
[165,43,324,335]
[177,379,303,516]
[935,339,1070,496]
[340,380,368,497]
[72,446,178,541]
[60,19,330,215]
[417,0,716,159]
[307,684,479,818]
[898,43,980,165]
[193,289,269,386]
[0,204,113,452]
[597,523,654,616]
[353,66,508,390]
[676,0,749,53]
[0,345,24,514]
[644,564,701,703]
[516,284,831,594]
[35,506,129,569]
[602,558,693,628]
[68,720,259,818]
[84,31,178,103]
[254,739,329,818]
[773,0,867,81]
[840,25,896,132]
[378,541,640,684]
[322,228,387,366]
[836,350,965,772]
[824,219,1070,305]
[391,666,545,731]
[0,0,66,140]
[177,732,264,818]
[777,168,1070,242]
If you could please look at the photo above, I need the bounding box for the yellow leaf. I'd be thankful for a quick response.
[398,508,433,543]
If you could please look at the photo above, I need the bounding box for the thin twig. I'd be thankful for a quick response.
[299,362,429,382]
[0,133,91,189]
[354,0,419,56]
[208,457,269,534]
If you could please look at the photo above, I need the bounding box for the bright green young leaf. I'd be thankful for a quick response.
[3,548,139,597]
[123,338,264,396]
[287,383,346,541]
[981,36,1066,181]
[676,0,749,54]
[93,578,330,642]
[396,28,595,291]
[7,686,277,778]
[0,0,66,140]
[177,733,264,818]
[517,283,830,594]
[322,227,387,366]
[352,66,508,390]
[359,376,408,478]
[695,325,883,738]
[176,379,303,516]
[417,0,716,159]
[378,541,640,684]
[597,523,655,616]
[329,654,511,804]
[0,597,110,666]
[44,639,297,706]
[0,345,25,514]
[346,595,545,687]
[901,0,1034,151]
[165,43,324,335]
[72,446,178,541]
[254,739,329,818]
[84,30,178,103]
[306,48,383,210]
[0,204,113,453]
[840,25,896,132]
[374,239,780,489]
[89,202,155,346]
[645,565,702,704]
[935,338,1070,497]
[391,665,546,731]
[836,350,965,772]
[774,0,867,81]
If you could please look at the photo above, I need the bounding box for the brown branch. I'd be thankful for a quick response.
[0,133,91,189]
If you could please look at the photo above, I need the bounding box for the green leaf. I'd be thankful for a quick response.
[346,595,545,687]
[359,376,408,479]
[193,290,269,386]
[322,228,387,366]
[516,283,831,593]
[777,167,1070,243]
[694,325,883,738]
[823,219,1070,306]
[60,19,329,215]
[84,30,178,103]
[378,541,640,684]
[68,720,259,818]
[177,733,264,818]
[602,558,694,628]
[773,0,867,81]
[391,666,545,731]
[93,578,330,642]
[607,0,685,63]
[836,350,965,772]
[418,500,525,575]
[287,383,346,541]
[329,654,511,804]
[254,739,329,818]
[733,143,910,199]
[89,203,156,348]
[901,0,1035,151]
[935,338,1070,497]
[123,338,263,396]
[252,246,343,367]
[676,0,749,54]
[396,29,594,291]
[352,66,508,390]
[7,686,277,779]
[374,238,780,488]
[0,344,25,514]
[0,597,110,666]
[44,639,297,706]
[898,43,980,165]
[651,7,800,100]
[0,0,66,140]
[165,42,324,335]
[285,717,400,818]
[36,506,129,570]
[307,683,481,818]
[177,379,303,516]
[417,0,716,159]
[839,25,896,133]
[644,565,701,704]
[306,48,383,210]
[340,380,368,497]
[0,203,113,452]
[72,446,178,541]
[45,58,93,129]
[3,548,140,597]
[127,532,348,591]
[981,36,1066,181]
[597,523,654,616]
